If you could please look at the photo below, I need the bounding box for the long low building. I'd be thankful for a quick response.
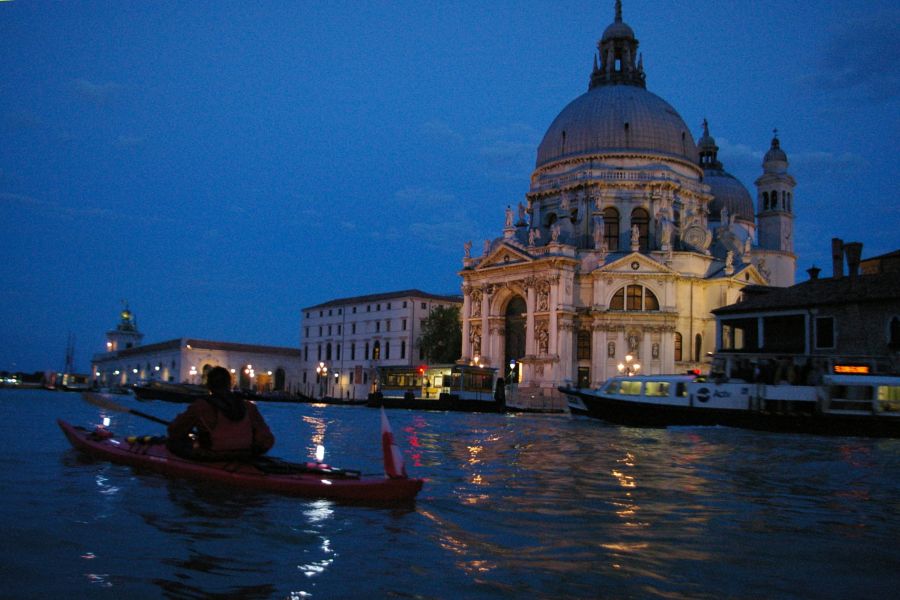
[91,308,302,393]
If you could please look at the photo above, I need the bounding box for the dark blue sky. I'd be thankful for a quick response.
[2,1,898,373]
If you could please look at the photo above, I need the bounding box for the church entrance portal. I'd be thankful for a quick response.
[504,296,526,382]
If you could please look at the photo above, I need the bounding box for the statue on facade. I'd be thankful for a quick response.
[631,224,640,251]
[657,210,673,248]
[537,325,549,355]
[483,239,491,256]
[627,331,639,353]
[505,205,514,228]
[517,202,527,224]
[470,328,481,356]
[551,223,561,242]
[593,216,606,250]
[743,236,752,258]
[464,240,472,258]
[528,227,541,246]
[725,250,734,274]
[471,288,482,317]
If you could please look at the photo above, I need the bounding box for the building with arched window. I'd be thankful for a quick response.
[460,3,790,410]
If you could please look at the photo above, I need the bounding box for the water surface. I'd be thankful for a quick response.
[2,389,898,599]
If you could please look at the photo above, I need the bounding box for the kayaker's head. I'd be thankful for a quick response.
[206,366,232,394]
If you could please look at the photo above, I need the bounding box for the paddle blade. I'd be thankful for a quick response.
[380,407,407,479]
[82,391,132,413]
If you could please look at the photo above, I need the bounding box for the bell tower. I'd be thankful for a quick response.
[105,302,144,352]
[754,131,797,285]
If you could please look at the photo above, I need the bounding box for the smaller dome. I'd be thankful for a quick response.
[764,140,787,163]
[705,169,755,222]
[602,20,635,41]
[697,119,716,150]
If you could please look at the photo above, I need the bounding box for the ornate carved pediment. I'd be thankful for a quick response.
[595,252,676,276]
[476,243,534,269]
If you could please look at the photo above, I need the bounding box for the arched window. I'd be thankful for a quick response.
[373,341,381,360]
[365,342,370,360]
[326,343,332,361]
[603,207,619,251]
[763,191,769,210]
[631,208,649,251]
[609,285,660,311]
[401,340,407,359]
[694,333,702,362]
[674,332,683,362]
[577,330,591,360]
[385,341,391,360]
[336,344,341,361]
[545,213,558,228]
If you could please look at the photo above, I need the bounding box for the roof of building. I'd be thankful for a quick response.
[713,272,900,315]
[303,289,461,311]
[95,338,302,361]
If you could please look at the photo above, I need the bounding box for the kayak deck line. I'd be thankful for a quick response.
[58,419,424,503]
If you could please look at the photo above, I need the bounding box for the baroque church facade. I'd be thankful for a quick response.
[459,2,797,410]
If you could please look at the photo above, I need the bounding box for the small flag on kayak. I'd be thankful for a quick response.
[380,407,407,479]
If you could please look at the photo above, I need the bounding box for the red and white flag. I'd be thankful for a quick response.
[381,407,407,479]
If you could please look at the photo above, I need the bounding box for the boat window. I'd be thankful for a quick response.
[602,380,621,394]
[676,382,688,397]
[620,380,643,395]
[877,385,900,412]
[645,381,669,397]
[830,385,873,401]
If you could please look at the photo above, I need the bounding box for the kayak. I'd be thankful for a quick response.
[58,419,424,503]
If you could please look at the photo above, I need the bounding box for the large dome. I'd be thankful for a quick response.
[535,85,698,168]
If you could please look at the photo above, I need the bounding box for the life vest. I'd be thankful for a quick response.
[207,408,254,452]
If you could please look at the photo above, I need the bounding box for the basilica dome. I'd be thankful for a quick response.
[697,120,755,221]
[704,169,755,222]
[535,85,698,167]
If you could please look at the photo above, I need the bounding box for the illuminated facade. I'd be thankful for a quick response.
[299,290,461,399]
[459,2,796,410]
[91,310,303,393]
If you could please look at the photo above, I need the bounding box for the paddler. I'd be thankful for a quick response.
[167,366,275,460]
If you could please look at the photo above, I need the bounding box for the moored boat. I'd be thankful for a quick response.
[560,371,900,437]
[58,419,424,503]
[132,380,208,402]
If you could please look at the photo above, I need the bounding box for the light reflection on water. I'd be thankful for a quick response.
[2,391,900,599]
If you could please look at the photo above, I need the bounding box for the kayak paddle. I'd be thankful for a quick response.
[81,392,171,426]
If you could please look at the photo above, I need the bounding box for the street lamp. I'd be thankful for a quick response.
[617,354,641,377]
[316,362,328,399]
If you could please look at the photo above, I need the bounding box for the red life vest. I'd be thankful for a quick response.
[208,410,254,452]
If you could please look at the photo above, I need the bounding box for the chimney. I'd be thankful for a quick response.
[831,238,844,278]
[844,242,862,277]
[806,266,821,280]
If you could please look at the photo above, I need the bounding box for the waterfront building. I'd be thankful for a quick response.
[715,241,900,376]
[91,309,303,393]
[460,2,797,410]
[299,290,461,399]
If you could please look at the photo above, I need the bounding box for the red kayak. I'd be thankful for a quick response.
[58,419,424,503]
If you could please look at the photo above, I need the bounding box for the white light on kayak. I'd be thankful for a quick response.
[102,417,111,427]
[316,444,325,462]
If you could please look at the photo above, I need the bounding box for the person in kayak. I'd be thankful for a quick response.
[167,366,275,460]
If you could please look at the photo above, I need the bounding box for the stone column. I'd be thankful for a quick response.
[461,287,472,361]
[525,283,536,355]
[548,279,559,354]
[642,328,652,375]
[480,286,490,363]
